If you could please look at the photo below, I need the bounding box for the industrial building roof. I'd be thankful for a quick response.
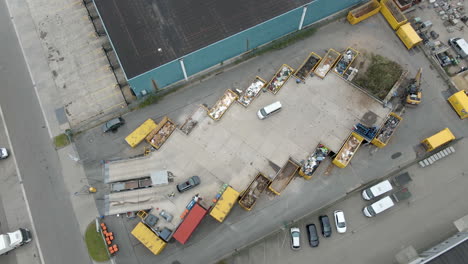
[93,0,310,79]
[428,239,468,264]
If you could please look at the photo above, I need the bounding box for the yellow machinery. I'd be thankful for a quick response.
[406,68,422,105]
[447,90,468,119]
[131,222,167,255]
[421,128,455,152]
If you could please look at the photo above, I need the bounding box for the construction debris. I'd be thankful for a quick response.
[299,144,330,179]
[237,77,267,107]
[266,64,294,94]
[332,132,364,168]
[294,52,321,80]
[238,173,271,211]
[334,48,359,76]
[207,90,239,120]
[146,116,177,149]
[371,113,402,148]
[314,49,341,79]
[179,106,206,135]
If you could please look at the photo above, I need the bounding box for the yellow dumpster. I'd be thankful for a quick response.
[447,90,468,119]
[125,119,157,147]
[396,23,422,49]
[421,128,455,152]
[380,0,407,30]
[131,222,167,255]
[347,0,381,25]
[210,186,240,222]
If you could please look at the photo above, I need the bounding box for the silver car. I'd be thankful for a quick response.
[290,227,301,250]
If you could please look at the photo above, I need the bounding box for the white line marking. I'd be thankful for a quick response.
[0,105,46,264]
[5,2,53,138]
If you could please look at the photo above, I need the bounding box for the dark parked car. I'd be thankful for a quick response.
[102,117,125,133]
[176,176,201,193]
[306,224,319,247]
[319,215,332,237]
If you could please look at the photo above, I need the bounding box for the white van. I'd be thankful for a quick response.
[257,101,282,120]
[361,180,393,200]
[449,38,468,58]
[363,196,395,217]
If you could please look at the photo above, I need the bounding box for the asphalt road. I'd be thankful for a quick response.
[0,0,92,263]
[228,139,468,264]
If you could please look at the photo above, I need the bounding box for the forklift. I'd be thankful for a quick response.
[406,68,422,105]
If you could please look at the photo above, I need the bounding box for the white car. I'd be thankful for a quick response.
[290,227,301,250]
[334,210,347,233]
[0,148,9,160]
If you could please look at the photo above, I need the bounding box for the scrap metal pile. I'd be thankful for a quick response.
[354,123,378,141]
[334,49,358,75]
[375,115,400,144]
[266,64,294,94]
[301,145,329,176]
[208,90,238,120]
[238,77,266,107]
[294,52,321,80]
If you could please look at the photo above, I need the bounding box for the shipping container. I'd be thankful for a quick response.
[210,186,240,222]
[172,203,207,244]
[421,128,455,152]
[396,23,422,49]
[131,222,167,255]
[447,90,468,119]
[380,0,407,30]
[125,119,158,148]
[347,0,381,25]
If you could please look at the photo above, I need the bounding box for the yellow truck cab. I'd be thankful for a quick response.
[421,128,455,152]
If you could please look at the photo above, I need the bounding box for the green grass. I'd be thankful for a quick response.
[353,53,403,100]
[85,223,110,262]
[53,134,70,148]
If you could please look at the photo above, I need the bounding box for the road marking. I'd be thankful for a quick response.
[6,3,53,139]
[0,104,46,264]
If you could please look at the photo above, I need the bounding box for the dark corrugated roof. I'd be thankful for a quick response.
[428,239,468,264]
[94,0,310,78]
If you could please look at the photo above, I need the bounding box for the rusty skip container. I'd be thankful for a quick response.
[268,159,300,195]
[238,173,271,211]
[347,0,381,25]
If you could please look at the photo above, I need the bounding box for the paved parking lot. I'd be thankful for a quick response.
[227,138,468,264]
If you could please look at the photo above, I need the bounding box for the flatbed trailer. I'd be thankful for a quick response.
[125,119,158,148]
[347,0,381,25]
[266,64,294,94]
[238,173,271,211]
[145,116,177,149]
[237,77,267,107]
[333,47,359,76]
[299,144,330,180]
[110,180,139,192]
[207,89,238,120]
[268,159,300,195]
[294,52,321,81]
[314,49,341,79]
[371,112,403,148]
[332,132,364,168]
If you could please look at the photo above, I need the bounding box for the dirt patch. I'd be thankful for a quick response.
[353,52,403,100]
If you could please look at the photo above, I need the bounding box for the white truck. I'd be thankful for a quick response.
[0,228,32,255]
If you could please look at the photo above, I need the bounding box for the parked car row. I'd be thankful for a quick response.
[290,210,347,250]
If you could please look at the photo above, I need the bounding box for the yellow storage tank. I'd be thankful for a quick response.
[421,128,455,152]
[396,23,422,49]
[447,90,468,119]
[125,119,157,147]
[380,0,407,30]
[131,222,167,255]
[210,186,240,222]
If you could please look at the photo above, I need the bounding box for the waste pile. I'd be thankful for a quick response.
[301,144,329,176]
[375,115,400,144]
[353,123,378,141]
[238,77,266,107]
[334,48,358,75]
[314,49,341,78]
[294,52,321,80]
[266,64,294,94]
[208,90,238,120]
[146,117,177,149]
[336,134,361,164]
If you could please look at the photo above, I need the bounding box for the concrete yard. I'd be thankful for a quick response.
[103,71,389,218]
